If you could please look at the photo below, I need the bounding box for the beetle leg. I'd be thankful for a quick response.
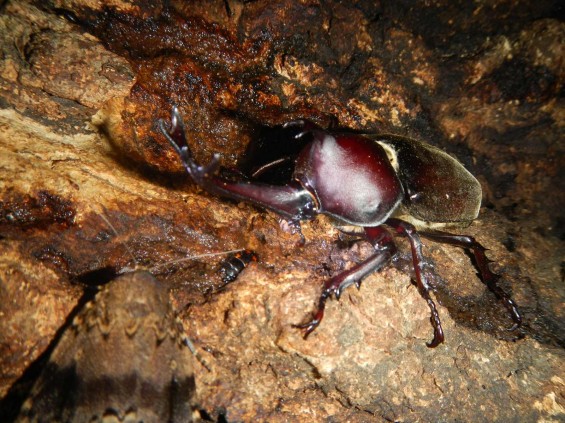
[159,107,219,182]
[160,108,319,221]
[294,226,396,337]
[386,218,445,347]
[279,218,306,245]
[417,230,522,329]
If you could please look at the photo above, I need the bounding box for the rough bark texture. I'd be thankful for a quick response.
[0,1,563,422]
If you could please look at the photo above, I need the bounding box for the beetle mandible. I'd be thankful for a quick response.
[159,107,521,347]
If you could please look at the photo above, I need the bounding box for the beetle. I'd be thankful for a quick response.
[159,107,521,347]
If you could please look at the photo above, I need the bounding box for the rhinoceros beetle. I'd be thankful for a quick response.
[159,107,521,347]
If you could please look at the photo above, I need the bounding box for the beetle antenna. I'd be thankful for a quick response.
[99,206,138,272]
[182,336,211,372]
[148,248,245,273]
[97,208,246,274]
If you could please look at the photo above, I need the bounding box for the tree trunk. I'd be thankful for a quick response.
[1,1,563,421]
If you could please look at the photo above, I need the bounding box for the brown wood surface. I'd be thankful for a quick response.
[0,1,563,421]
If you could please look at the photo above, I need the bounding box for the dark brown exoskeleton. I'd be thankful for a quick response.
[219,249,259,284]
[160,108,521,347]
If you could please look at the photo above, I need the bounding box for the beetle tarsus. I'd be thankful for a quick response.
[293,292,329,338]
[426,297,445,347]
[294,318,322,338]
[160,112,222,185]
[159,107,189,152]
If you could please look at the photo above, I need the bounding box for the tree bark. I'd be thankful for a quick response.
[1,1,563,421]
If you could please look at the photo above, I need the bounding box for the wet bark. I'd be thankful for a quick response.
[1,1,563,421]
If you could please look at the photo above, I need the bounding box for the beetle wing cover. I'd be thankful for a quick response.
[376,135,482,225]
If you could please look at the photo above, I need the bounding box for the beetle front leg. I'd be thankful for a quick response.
[295,226,396,337]
[386,218,445,347]
[418,230,522,329]
[160,108,318,221]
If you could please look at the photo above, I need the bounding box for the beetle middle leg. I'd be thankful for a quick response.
[296,223,445,347]
[386,218,445,347]
[294,226,397,338]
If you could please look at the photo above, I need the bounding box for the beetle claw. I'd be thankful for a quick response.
[506,322,520,332]
[293,318,321,339]
[334,288,342,300]
[426,329,445,348]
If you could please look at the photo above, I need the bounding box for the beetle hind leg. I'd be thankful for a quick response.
[294,226,396,338]
[418,230,522,329]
